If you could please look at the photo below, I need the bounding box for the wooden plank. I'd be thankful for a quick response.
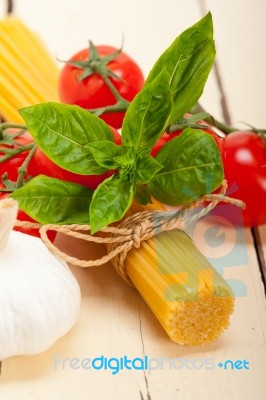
[0,0,11,18]
[200,0,266,128]
[202,0,266,288]
[14,0,202,76]
[0,223,266,400]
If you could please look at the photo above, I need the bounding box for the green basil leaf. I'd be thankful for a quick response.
[145,13,215,124]
[136,154,163,183]
[11,175,93,224]
[148,128,224,205]
[89,175,134,234]
[135,184,152,205]
[86,141,124,169]
[19,102,114,175]
[121,69,173,151]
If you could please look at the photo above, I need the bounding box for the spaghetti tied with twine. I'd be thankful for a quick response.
[15,180,244,285]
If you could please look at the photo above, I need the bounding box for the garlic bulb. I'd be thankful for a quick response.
[0,198,81,360]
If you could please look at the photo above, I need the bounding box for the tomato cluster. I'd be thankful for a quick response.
[1,43,266,230]
[1,125,266,231]
[151,127,266,227]
[0,130,46,237]
[0,125,122,235]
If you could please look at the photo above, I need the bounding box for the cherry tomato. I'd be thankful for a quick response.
[32,126,122,190]
[58,45,145,129]
[0,129,35,181]
[0,130,43,238]
[223,131,266,227]
[151,127,224,158]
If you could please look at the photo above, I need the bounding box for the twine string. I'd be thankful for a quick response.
[14,180,245,285]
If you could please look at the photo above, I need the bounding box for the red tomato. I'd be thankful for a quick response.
[0,129,35,181]
[58,45,145,129]
[223,131,266,227]
[0,131,42,238]
[151,127,224,158]
[107,126,122,146]
[32,126,122,190]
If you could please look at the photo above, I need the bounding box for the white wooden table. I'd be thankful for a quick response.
[0,0,265,399]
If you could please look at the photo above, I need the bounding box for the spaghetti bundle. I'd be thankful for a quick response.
[0,16,59,122]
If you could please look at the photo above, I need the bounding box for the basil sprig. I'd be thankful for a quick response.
[11,175,93,224]
[14,13,223,233]
[121,69,173,150]
[148,128,224,205]
[145,12,215,124]
[20,102,114,175]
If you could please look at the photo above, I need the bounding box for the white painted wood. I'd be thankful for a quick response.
[0,224,265,400]
[202,0,266,128]
[204,0,266,284]
[0,0,266,399]
[0,1,6,17]
[14,0,201,77]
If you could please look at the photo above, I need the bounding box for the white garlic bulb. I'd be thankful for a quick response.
[0,198,81,360]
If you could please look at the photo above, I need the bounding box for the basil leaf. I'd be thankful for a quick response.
[11,175,92,224]
[122,69,173,151]
[87,141,124,169]
[136,154,163,183]
[145,13,215,124]
[19,102,114,175]
[135,184,152,205]
[148,128,224,205]
[89,175,134,234]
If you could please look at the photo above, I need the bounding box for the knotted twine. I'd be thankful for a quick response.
[15,180,244,285]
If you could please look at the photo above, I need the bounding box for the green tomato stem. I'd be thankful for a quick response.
[86,60,131,116]
[16,144,37,188]
[190,103,236,134]
[99,70,126,103]
[0,123,27,138]
[90,98,130,117]
[209,117,236,134]
[0,143,35,163]
[101,74,123,101]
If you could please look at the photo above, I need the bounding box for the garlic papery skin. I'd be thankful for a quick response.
[0,198,18,250]
[0,199,81,360]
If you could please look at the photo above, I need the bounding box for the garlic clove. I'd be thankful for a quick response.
[0,212,81,359]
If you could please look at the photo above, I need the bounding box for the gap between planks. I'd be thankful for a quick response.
[199,0,266,294]
[252,228,266,293]
[6,0,13,14]
[139,306,152,400]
